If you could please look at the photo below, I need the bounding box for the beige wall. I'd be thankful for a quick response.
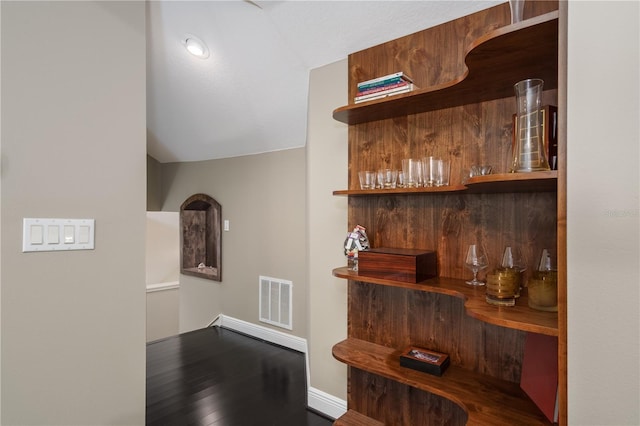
[0,1,146,424]
[159,148,308,335]
[146,212,179,285]
[146,212,180,342]
[307,60,348,400]
[146,288,180,342]
[566,1,639,424]
[147,155,163,211]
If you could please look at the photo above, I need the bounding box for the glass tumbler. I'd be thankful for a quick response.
[402,159,422,188]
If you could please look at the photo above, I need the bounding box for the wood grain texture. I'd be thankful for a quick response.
[335,269,557,336]
[337,3,559,125]
[347,280,533,381]
[348,369,466,426]
[358,248,437,283]
[147,327,332,426]
[337,1,564,424]
[335,339,550,425]
[556,3,568,423]
[335,171,557,195]
[347,192,556,283]
[333,410,384,426]
[180,193,222,281]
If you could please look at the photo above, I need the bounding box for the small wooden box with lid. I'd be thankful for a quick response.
[358,248,437,283]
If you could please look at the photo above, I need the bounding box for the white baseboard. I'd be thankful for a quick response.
[215,314,307,353]
[212,314,345,420]
[308,386,347,420]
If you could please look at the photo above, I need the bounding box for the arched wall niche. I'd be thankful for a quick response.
[180,193,222,281]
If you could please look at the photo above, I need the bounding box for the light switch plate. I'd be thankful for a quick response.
[23,218,95,252]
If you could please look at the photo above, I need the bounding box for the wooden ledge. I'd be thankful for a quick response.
[333,338,551,426]
[333,267,558,336]
[334,171,557,196]
[333,409,384,426]
[332,11,558,125]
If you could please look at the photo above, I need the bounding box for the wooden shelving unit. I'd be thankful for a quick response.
[331,2,564,425]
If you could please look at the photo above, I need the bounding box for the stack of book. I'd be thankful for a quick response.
[355,72,415,104]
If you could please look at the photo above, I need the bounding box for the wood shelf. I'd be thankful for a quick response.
[465,170,557,193]
[333,184,467,196]
[332,338,551,426]
[333,11,558,125]
[333,409,384,426]
[334,171,557,196]
[333,267,558,336]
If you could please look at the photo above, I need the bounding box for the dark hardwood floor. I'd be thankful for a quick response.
[146,326,334,426]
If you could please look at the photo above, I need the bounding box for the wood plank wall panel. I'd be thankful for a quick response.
[182,210,207,270]
[347,1,558,103]
[349,192,556,282]
[348,369,467,426]
[348,282,526,382]
[348,367,467,426]
[348,94,558,191]
[343,2,560,424]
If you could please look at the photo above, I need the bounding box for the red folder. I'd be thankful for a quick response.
[520,332,558,422]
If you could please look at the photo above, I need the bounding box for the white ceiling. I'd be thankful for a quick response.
[146,0,501,163]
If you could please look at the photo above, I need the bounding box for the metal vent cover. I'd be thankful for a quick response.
[259,276,292,330]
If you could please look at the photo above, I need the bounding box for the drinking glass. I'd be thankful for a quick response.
[422,156,440,187]
[464,244,488,286]
[507,246,525,291]
[435,159,451,186]
[528,248,558,311]
[358,170,376,190]
[509,0,525,24]
[402,159,422,188]
[377,168,398,189]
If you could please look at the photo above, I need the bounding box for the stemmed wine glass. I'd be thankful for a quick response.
[465,244,488,286]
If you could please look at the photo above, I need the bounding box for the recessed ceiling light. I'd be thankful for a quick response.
[184,35,209,59]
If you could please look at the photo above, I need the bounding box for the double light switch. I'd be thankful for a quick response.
[23,218,95,252]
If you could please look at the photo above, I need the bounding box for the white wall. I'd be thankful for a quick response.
[306,59,349,408]
[1,2,146,424]
[566,1,639,424]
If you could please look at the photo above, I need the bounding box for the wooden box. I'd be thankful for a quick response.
[358,248,437,283]
[400,346,450,376]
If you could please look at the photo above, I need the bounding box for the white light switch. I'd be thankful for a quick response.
[78,225,90,244]
[224,220,230,231]
[30,225,44,244]
[64,225,75,244]
[23,218,95,252]
[48,225,60,244]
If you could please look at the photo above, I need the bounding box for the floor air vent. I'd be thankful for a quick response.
[259,276,292,330]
